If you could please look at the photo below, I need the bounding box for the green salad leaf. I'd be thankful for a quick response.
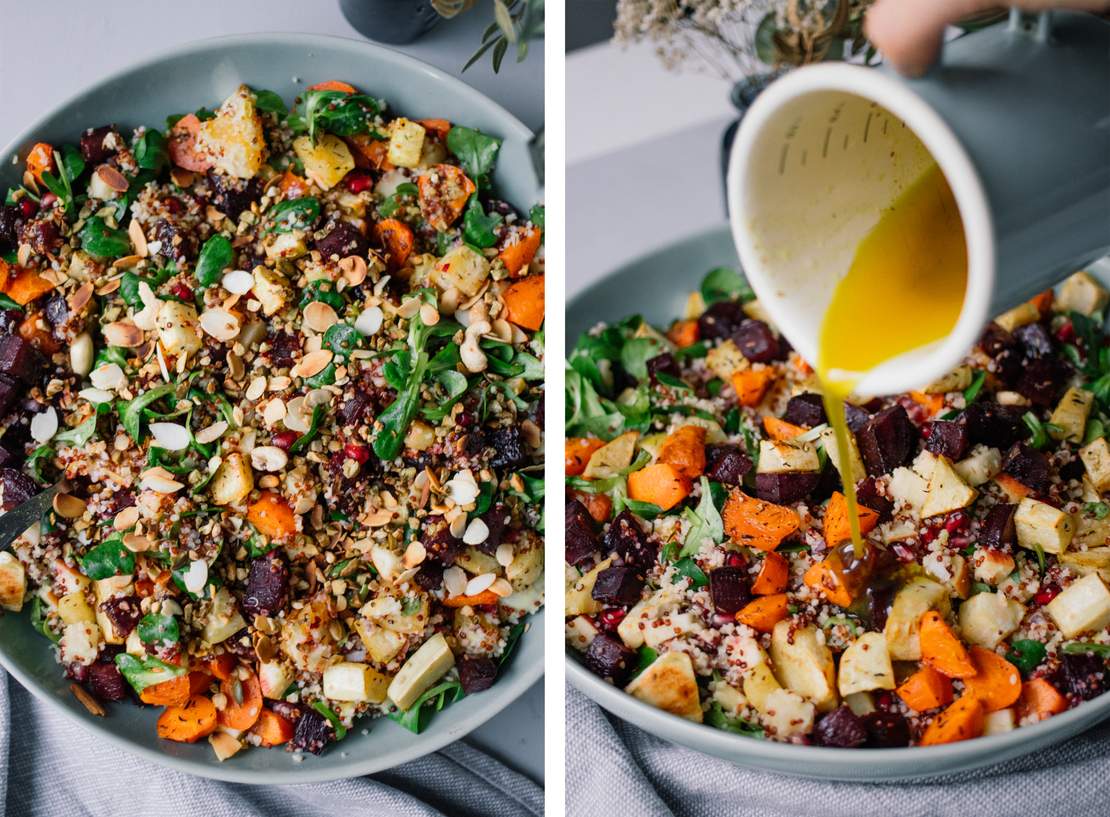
[114,654,186,694]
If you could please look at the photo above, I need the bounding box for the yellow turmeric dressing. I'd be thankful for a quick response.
[816,164,968,555]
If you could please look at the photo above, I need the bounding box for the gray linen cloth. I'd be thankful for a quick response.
[0,673,543,817]
[567,685,1110,817]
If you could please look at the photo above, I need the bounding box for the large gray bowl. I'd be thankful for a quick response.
[0,32,543,784]
[566,224,1110,781]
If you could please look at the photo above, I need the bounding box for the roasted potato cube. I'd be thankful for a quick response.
[1048,387,1093,444]
[705,339,748,381]
[958,591,1025,648]
[432,245,489,296]
[156,300,202,358]
[921,455,978,518]
[837,632,895,696]
[924,365,973,394]
[625,650,703,722]
[1079,437,1110,493]
[294,134,355,190]
[197,85,266,179]
[565,559,611,616]
[1045,573,1110,637]
[770,621,838,712]
[819,426,867,486]
[994,302,1039,332]
[1056,270,1109,316]
[583,431,639,479]
[756,439,820,474]
[0,552,26,612]
[883,577,950,660]
[954,445,1002,487]
[387,118,426,168]
[210,452,254,506]
[201,586,246,645]
[323,661,392,703]
[387,632,454,710]
[1015,497,1075,555]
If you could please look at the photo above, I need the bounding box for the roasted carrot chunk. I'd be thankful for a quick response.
[498,226,542,277]
[503,275,545,331]
[963,647,1021,713]
[731,368,776,407]
[157,695,218,743]
[566,437,605,476]
[247,491,297,539]
[140,674,192,707]
[896,665,953,712]
[666,319,699,349]
[822,492,879,547]
[802,558,853,608]
[909,391,945,417]
[658,425,707,480]
[919,610,976,679]
[167,114,212,173]
[252,709,295,747]
[309,80,357,93]
[417,164,476,231]
[418,118,452,140]
[627,463,692,511]
[735,594,789,633]
[374,218,415,270]
[443,589,500,607]
[26,142,54,182]
[919,696,985,745]
[217,671,263,731]
[571,490,612,524]
[2,265,56,306]
[722,490,800,552]
[1019,677,1068,720]
[762,416,807,441]
[751,551,788,595]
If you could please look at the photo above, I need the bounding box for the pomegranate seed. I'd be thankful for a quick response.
[944,511,969,534]
[344,443,370,464]
[170,282,194,301]
[597,608,626,631]
[892,544,916,563]
[162,196,183,214]
[1055,320,1075,343]
[18,199,36,217]
[345,172,374,193]
[40,192,58,209]
[271,431,298,451]
[921,526,939,544]
[875,691,894,710]
[1034,586,1060,606]
[725,552,746,568]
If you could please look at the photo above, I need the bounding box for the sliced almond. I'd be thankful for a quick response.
[68,282,95,313]
[16,243,32,266]
[362,508,394,527]
[291,349,333,379]
[303,301,339,333]
[402,540,427,569]
[114,505,140,531]
[443,566,467,597]
[102,320,144,348]
[141,466,184,494]
[128,219,148,257]
[71,684,106,717]
[112,254,143,269]
[245,376,267,402]
[466,572,496,596]
[263,398,287,427]
[338,255,368,286]
[52,493,87,519]
[122,533,154,553]
[250,445,289,473]
[95,277,122,296]
[96,165,130,193]
[195,420,229,445]
[489,577,514,597]
[397,297,422,319]
[495,543,514,567]
[419,303,440,326]
[199,308,241,342]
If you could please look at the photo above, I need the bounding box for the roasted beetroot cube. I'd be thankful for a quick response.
[207,171,261,222]
[0,336,39,383]
[844,403,872,433]
[85,660,128,702]
[705,444,752,486]
[414,560,443,590]
[1054,652,1109,701]
[79,125,117,163]
[0,468,37,510]
[584,633,636,684]
[424,516,463,565]
[1015,322,1054,358]
[591,565,645,606]
[709,566,752,615]
[865,581,897,631]
[783,393,826,427]
[733,319,784,363]
[980,503,1016,551]
[978,322,1022,385]
[99,595,142,638]
[754,471,820,503]
[857,406,917,476]
[604,510,655,567]
[1002,442,1050,493]
[861,711,910,748]
[338,391,372,426]
[0,445,12,469]
[477,503,510,555]
[1017,357,1068,408]
[314,220,367,260]
[243,554,289,617]
[814,706,867,748]
[925,420,969,461]
[489,426,526,469]
[566,498,600,566]
[697,301,746,340]
[855,477,894,522]
[290,708,333,754]
[646,352,681,383]
[458,655,499,694]
[0,374,20,415]
[964,402,1028,448]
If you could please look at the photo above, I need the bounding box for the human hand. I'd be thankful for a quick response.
[865,0,1110,76]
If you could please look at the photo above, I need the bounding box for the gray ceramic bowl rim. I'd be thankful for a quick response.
[566,224,1110,781]
[0,31,543,785]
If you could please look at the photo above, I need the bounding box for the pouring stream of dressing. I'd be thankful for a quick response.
[816,164,968,556]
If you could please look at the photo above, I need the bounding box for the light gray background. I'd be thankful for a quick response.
[0,0,543,785]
